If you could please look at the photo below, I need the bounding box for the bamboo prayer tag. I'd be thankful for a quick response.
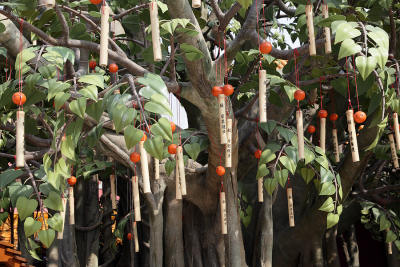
[220,192,227,234]
[192,0,201,8]
[296,110,305,160]
[287,187,295,227]
[258,178,264,203]
[99,5,110,67]
[16,111,25,168]
[346,110,360,162]
[57,197,67,240]
[155,158,160,180]
[175,159,182,200]
[133,221,139,252]
[393,113,400,150]
[225,119,232,168]
[132,176,141,221]
[321,4,332,54]
[139,141,151,193]
[149,1,162,62]
[259,70,267,123]
[320,118,326,152]
[110,174,117,210]
[177,146,187,196]
[218,94,228,144]
[332,129,340,163]
[38,0,55,8]
[68,186,75,225]
[305,4,316,56]
[388,242,393,255]
[389,134,399,169]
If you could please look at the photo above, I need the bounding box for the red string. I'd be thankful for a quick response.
[224,32,228,84]
[352,55,360,111]
[345,57,353,110]
[18,19,24,112]
[294,49,300,110]
[256,0,262,69]
[319,76,324,109]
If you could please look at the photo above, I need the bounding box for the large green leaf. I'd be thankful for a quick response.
[150,117,173,142]
[44,79,71,100]
[334,22,361,44]
[38,229,55,248]
[79,85,98,101]
[61,136,75,160]
[327,212,339,229]
[144,136,164,160]
[124,126,144,149]
[86,100,104,122]
[165,159,176,176]
[367,27,389,49]
[69,98,87,119]
[138,73,169,99]
[338,39,362,60]
[48,213,63,232]
[0,169,23,187]
[320,167,335,183]
[276,126,295,143]
[16,197,38,221]
[111,104,137,133]
[304,147,315,165]
[259,120,277,135]
[356,55,377,80]
[264,178,278,195]
[279,156,297,175]
[24,217,42,237]
[319,197,335,212]
[144,94,173,116]
[78,74,104,89]
[300,168,315,184]
[315,156,329,170]
[274,169,289,188]
[379,215,391,231]
[386,230,397,243]
[8,182,33,206]
[256,164,270,179]
[45,47,75,66]
[54,92,70,111]
[369,47,388,69]
[259,149,276,165]
[180,43,204,61]
[44,191,63,211]
[320,182,336,196]
[184,143,201,161]
[284,85,297,102]
[237,0,252,9]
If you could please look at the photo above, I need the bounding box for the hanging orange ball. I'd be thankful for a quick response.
[109,63,118,73]
[216,166,225,176]
[294,89,305,101]
[168,144,177,154]
[307,125,316,134]
[141,133,147,142]
[12,92,26,106]
[89,60,97,69]
[170,121,176,133]
[254,149,262,159]
[212,86,223,97]
[130,152,140,163]
[329,113,338,121]
[223,84,234,96]
[127,233,132,240]
[259,41,272,54]
[67,176,77,186]
[318,110,328,118]
[90,0,102,5]
[354,111,367,124]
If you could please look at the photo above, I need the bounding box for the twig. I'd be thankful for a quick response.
[112,3,148,21]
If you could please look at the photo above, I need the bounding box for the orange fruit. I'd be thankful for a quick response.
[89,60,97,69]
[216,166,226,176]
[170,121,176,133]
[168,144,177,154]
[109,63,118,73]
[259,41,272,54]
[354,111,367,124]
[130,152,140,163]
[141,133,147,142]
[294,89,305,101]
[90,0,102,5]
[127,233,132,240]
[12,92,26,106]
[329,113,338,121]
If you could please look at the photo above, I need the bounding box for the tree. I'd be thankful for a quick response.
[0,0,399,266]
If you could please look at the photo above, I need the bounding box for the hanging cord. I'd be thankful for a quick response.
[352,55,360,111]
[345,57,353,110]
[319,76,325,109]
[18,19,24,112]
[224,31,228,85]
[294,49,300,110]
[256,0,262,70]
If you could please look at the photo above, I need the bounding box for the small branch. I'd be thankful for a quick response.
[274,0,295,16]
[388,8,396,57]
[112,3,148,21]
[55,4,69,43]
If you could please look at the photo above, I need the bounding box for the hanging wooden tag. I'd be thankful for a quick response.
[16,111,25,168]
[305,4,316,56]
[139,141,151,193]
[218,94,228,144]
[332,129,340,163]
[175,159,182,200]
[58,197,67,239]
[154,158,160,180]
[38,0,55,8]
[321,4,332,54]
[192,0,201,8]
[132,176,141,221]
[287,187,295,227]
[99,5,110,67]
[388,242,393,255]
[393,113,400,150]
[68,187,75,225]
[345,110,360,162]
[133,221,139,252]
[258,178,264,203]
[259,70,267,123]
[296,110,305,160]
[225,119,232,168]
[220,191,227,234]
[110,174,117,210]
[389,134,399,169]
[320,117,326,152]
[149,1,162,62]
[177,146,187,196]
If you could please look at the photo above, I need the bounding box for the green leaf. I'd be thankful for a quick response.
[379,215,391,231]
[319,197,335,212]
[315,156,329,170]
[284,85,297,102]
[264,178,278,195]
[338,39,362,60]
[111,105,137,133]
[334,22,361,44]
[180,43,204,61]
[304,147,315,165]
[300,168,315,184]
[69,98,87,119]
[276,126,295,143]
[54,158,70,179]
[79,85,98,101]
[16,197,38,221]
[144,136,164,160]
[259,149,276,165]
[44,191,63,211]
[38,229,55,248]
[356,56,377,80]
[386,230,397,243]
[54,92,70,111]
[86,100,104,122]
[317,15,347,27]
[165,159,176,176]
[150,117,173,142]
[369,47,388,69]
[275,169,289,188]
[367,27,389,49]
[0,212,8,226]
[157,1,168,12]
[24,217,42,237]
[8,182,33,206]
[327,213,339,229]
[237,0,252,9]
[61,136,75,161]
[124,126,144,150]
[78,74,104,89]
[46,47,75,66]
[144,93,173,116]
[45,79,71,100]
[279,156,296,175]
[320,182,336,196]
[138,73,169,99]
[184,143,201,161]
[259,120,277,135]
[0,47,7,57]
[0,169,23,187]
[320,168,334,183]
[48,213,63,232]
[256,164,270,179]
[0,198,10,209]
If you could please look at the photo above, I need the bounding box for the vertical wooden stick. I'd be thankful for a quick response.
[154,158,160,180]
[389,134,399,169]
[258,178,264,203]
[296,110,305,160]
[320,117,326,152]
[149,1,162,62]
[192,0,201,8]
[58,196,67,239]
[177,146,187,196]
[393,113,400,150]
[16,111,25,168]
[332,129,340,163]
[99,5,110,67]
[287,187,295,227]
[259,70,267,123]
[133,221,139,252]
[220,192,227,234]
[346,110,360,162]
[218,94,227,144]
[132,176,141,222]
[388,242,393,255]
[321,4,332,54]
[305,4,316,56]
[110,174,117,210]
[139,141,151,193]
[225,119,232,168]
[68,187,75,225]
[175,159,182,200]
[38,0,55,8]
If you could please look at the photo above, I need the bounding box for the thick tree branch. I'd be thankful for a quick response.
[55,4,69,43]
[275,0,295,16]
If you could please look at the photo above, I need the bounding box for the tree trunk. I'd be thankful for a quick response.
[325,226,340,267]
[260,193,273,267]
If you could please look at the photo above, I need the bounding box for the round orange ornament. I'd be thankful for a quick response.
[109,63,118,73]
[127,233,132,240]
[141,133,147,142]
[130,152,140,163]
[216,166,225,176]
[294,89,305,101]
[89,60,97,69]
[307,125,316,134]
[90,0,102,5]
[67,176,77,186]
[254,149,262,159]
[329,113,338,121]
[318,110,328,118]
[259,41,272,54]
[168,144,177,154]
[170,121,176,133]
[223,84,234,96]
[12,92,26,106]
[354,111,366,124]
[212,86,223,97]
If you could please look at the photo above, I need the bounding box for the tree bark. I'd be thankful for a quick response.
[260,194,273,267]
[325,226,340,267]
